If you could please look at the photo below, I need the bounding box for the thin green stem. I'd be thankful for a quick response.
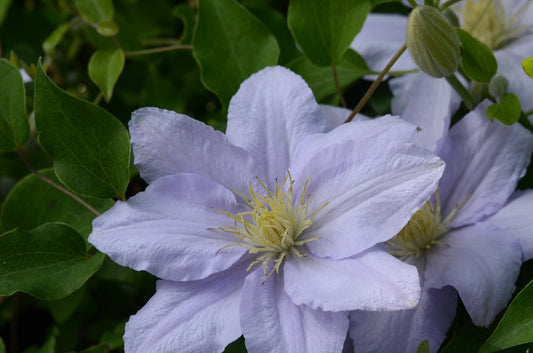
[93,91,104,105]
[439,0,462,11]
[125,44,193,57]
[345,43,407,123]
[332,64,347,108]
[16,147,101,216]
[444,74,476,110]
[524,109,533,116]
[407,0,419,8]
[369,69,419,76]
[519,112,533,133]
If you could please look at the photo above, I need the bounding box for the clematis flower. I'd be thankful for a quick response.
[348,100,533,353]
[351,0,533,151]
[89,66,445,353]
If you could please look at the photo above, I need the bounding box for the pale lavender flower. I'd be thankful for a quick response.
[89,66,445,353]
[351,0,533,150]
[348,100,533,353]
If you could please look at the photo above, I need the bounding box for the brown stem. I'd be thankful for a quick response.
[16,147,101,216]
[332,64,347,108]
[124,44,193,57]
[345,43,407,123]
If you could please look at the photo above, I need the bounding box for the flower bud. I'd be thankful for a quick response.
[488,74,509,100]
[406,5,462,78]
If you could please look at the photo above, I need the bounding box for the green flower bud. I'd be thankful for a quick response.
[470,81,489,103]
[442,8,459,28]
[488,74,509,100]
[406,5,462,78]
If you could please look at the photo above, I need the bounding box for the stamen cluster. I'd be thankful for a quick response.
[461,0,532,50]
[387,191,459,260]
[216,173,325,282]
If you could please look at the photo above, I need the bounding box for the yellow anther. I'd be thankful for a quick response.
[215,172,325,283]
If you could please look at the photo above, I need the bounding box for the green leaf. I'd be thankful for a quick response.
[250,7,300,65]
[486,93,521,125]
[35,63,131,199]
[74,0,114,24]
[288,0,370,67]
[79,344,109,353]
[0,59,29,150]
[193,0,280,108]
[288,49,370,101]
[100,322,126,350]
[173,3,195,44]
[0,0,11,27]
[0,223,105,300]
[22,335,55,353]
[456,28,497,83]
[480,280,533,352]
[0,337,5,353]
[42,24,68,56]
[523,57,533,79]
[96,19,119,37]
[416,340,430,353]
[0,169,113,237]
[88,49,125,101]
[46,286,86,323]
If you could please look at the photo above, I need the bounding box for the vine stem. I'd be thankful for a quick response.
[332,64,347,107]
[439,0,462,11]
[16,147,101,216]
[345,43,407,123]
[444,74,476,110]
[524,109,533,116]
[124,44,193,57]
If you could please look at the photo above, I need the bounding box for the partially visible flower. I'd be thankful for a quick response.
[347,100,533,353]
[20,68,31,83]
[352,0,533,149]
[88,66,444,353]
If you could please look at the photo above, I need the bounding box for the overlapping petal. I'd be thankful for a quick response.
[484,190,533,260]
[240,268,348,353]
[129,107,261,190]
[349,287,457,353]
[290,137,443,258]
[437,101,533,227]
[390,73,460,152]
[89,173,248,282]
[226,66,326,185]
[124,263,245,353]
[283,249,420,311]
[424,223,522,326]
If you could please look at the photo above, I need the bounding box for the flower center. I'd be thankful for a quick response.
[387,191,461,260]
[461,0,532,50]
[216,173,325,282]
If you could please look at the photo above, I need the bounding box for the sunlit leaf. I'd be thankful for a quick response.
[35,63,130,199]
[88,49,125,101]
[288,0,370,66]
[523,57,533,79]
[0,59,28,150]
[0,223,105,300]
[193,0,279,108]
